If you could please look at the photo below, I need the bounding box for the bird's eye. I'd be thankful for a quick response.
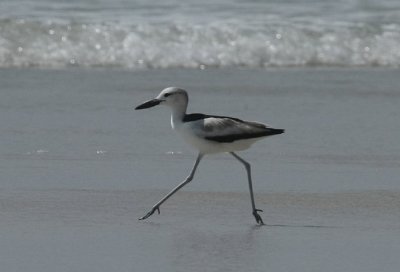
[164,93,172,97]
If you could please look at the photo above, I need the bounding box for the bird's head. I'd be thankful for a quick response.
[135,87,188,110]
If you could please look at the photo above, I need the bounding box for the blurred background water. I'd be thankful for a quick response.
[1,0,400,69]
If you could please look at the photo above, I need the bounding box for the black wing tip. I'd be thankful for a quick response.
[272,128,285,135]
[205,129,284,143]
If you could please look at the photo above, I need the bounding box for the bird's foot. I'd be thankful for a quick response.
[253,209,265,225]
[139,206,160,220]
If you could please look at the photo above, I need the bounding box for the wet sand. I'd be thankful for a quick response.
[1,189,400,272]
[1,67,400,271]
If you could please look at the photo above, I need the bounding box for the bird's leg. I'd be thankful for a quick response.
[252,209,264,225]
[139,153,203,220]
[230,152,265,225]
[138,206,160,220]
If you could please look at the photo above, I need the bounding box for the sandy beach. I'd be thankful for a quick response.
[1,188,400,272]
[1,67,400,271]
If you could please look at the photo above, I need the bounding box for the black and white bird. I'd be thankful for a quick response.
[135,87,284,224]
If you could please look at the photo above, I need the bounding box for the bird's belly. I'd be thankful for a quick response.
[177,128,258,154]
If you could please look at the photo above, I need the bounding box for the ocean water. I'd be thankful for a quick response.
[1,0,400,69]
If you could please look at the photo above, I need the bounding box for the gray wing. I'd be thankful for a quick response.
[192,116,284,143]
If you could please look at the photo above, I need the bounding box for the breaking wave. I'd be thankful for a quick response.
[1,18,400,69]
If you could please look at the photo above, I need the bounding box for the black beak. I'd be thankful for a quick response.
[135,99,162,110]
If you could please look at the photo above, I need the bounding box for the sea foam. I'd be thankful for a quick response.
[1,18,400,69]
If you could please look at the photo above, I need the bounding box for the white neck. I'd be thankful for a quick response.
[170,103,187,129]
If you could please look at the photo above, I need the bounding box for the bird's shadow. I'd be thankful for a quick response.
[263,223,340,229]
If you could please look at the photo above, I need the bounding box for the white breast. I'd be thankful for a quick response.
[174,119,261,154]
